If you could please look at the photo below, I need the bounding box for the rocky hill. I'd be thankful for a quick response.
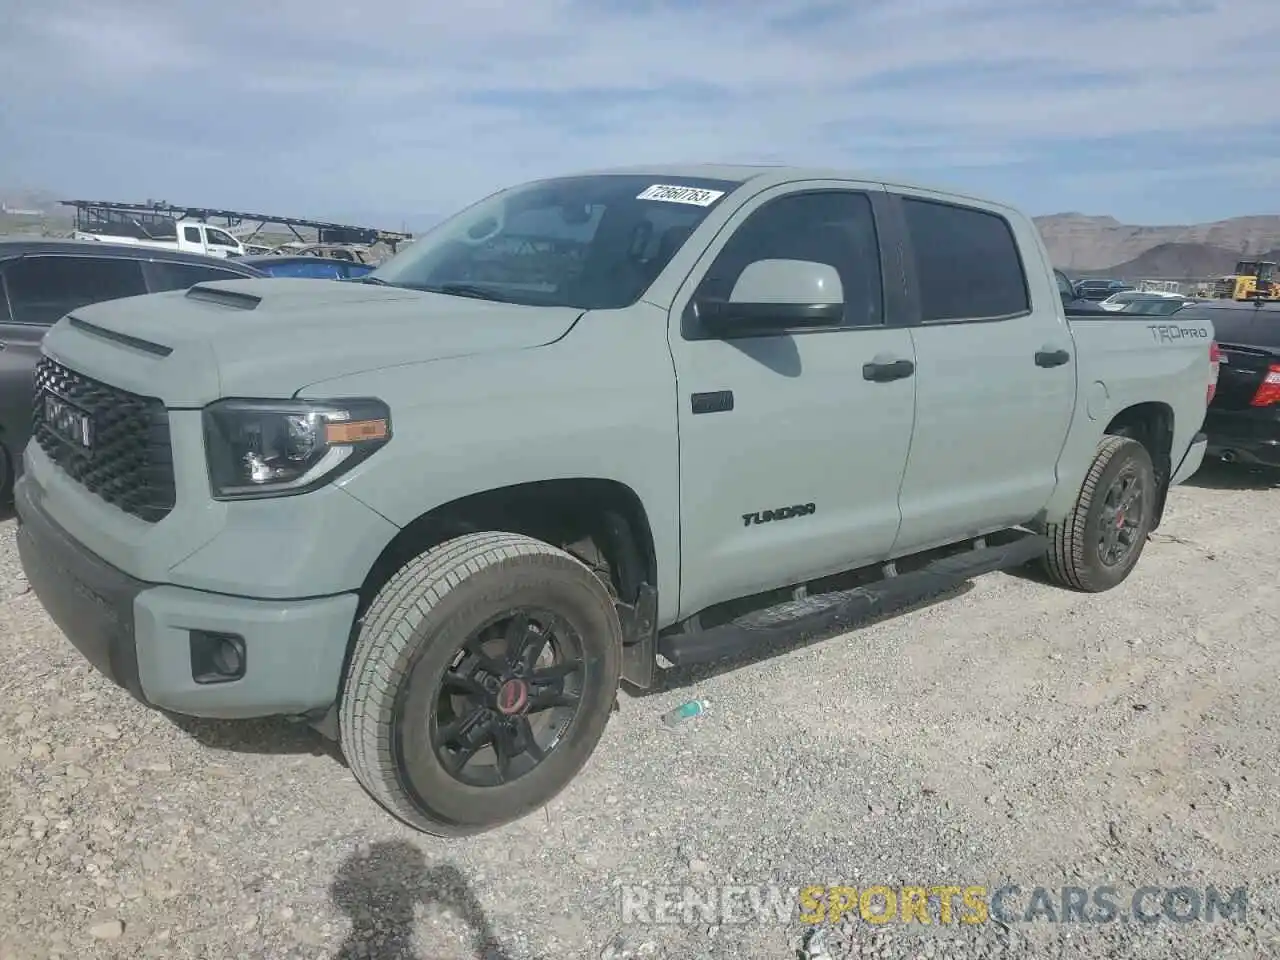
[1034,212,1280,273]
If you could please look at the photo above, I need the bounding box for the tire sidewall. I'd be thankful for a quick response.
[1080,440,1156,590]
[391,555,621,831]
[0,443,11,504]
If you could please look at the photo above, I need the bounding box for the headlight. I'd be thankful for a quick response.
[203,398,391,499]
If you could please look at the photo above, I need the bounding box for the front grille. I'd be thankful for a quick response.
[33,357,176,522]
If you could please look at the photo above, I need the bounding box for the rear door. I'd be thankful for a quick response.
[889,191,1077,553]
[0,254,147,459]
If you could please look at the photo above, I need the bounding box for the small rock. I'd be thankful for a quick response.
[29,742,52,760]
[95,723,122,741]
[688,858,710,873]
[88,920,124,940]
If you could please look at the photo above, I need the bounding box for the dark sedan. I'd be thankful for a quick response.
[240,255,376,280]
[1177,299,1280,469]
[0,240,264,500]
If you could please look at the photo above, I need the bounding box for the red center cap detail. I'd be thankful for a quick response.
[497,678,529,715]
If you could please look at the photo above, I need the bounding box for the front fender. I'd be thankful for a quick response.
[310,306,684,625]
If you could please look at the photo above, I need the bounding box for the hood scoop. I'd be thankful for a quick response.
[68,316,172,357]
[186,284,262,310]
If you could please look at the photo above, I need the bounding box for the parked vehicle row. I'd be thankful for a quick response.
[0,241,265,500]
[11,165,1218,838]
[1179,299,1280,468]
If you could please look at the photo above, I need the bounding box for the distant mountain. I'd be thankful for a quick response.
[1085,243,1280,281]
[1034,212,1280,272]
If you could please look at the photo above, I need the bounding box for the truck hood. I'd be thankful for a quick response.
[41,278,583,407]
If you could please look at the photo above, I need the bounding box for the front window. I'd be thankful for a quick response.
[206,228,239,248]
[370,174,741,309]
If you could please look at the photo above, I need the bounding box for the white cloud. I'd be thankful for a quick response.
[1,0,1278,221]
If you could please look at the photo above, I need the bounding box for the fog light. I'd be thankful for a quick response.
[190,630,247,684]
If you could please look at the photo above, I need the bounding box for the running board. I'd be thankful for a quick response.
[657,532,1047,667]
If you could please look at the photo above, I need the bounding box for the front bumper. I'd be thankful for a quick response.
[1203,407,1280,468]
[15,474,359,719]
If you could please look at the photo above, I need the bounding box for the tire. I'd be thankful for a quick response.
[0,444,12,506]
[339,531,623,837]
[1043,435,1157,592]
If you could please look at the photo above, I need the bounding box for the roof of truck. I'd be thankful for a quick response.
[555,163,1006,209]
[0,238,262,271]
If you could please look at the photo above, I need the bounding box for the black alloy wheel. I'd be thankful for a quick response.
[1096,465,1146,568]
[432,608,585,787]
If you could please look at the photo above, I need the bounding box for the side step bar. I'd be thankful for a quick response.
[657,531,1048,668]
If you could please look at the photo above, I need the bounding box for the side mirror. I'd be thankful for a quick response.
[696,259,844,335]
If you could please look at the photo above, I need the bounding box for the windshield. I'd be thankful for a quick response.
[369,174,740,309]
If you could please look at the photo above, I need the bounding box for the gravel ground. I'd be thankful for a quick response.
[2,461,1279,960]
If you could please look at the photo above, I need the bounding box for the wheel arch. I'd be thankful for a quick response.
[1103,401,1174,529]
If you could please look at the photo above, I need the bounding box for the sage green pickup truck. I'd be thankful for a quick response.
[16,165,1216,836]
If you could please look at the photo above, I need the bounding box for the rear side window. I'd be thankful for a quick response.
[902,198,1030,322]
[3,255,147,326]
[183,226,202,243]
[147,260,251,290]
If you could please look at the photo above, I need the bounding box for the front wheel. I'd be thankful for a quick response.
[339,532,623,836]
[1043,435,1157,592]
[0,443,12,505]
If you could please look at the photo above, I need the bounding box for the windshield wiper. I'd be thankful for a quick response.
[354,275,394,286]
[422,283,515,303]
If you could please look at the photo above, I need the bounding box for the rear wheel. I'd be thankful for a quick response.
[1043,435,1156,592]
[0,443,12,505]
[339,532,623,836]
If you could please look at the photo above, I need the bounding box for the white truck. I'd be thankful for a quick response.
[73,219,244,259]
[18,165,1216,837]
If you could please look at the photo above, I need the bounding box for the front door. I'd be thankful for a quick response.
[667,182,918,618]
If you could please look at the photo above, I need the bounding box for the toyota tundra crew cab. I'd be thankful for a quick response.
[15,165,1217,837]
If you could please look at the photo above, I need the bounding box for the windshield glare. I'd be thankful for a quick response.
[371,174,741,309]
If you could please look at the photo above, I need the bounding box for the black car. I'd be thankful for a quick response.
[1176,299,1280,469]
[1074,278,1133,301]
[1055,268,1109,314]
[0,240,265,500]
[240,254,376,280]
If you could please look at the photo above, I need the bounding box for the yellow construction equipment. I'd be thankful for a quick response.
[1213,260,1280,301]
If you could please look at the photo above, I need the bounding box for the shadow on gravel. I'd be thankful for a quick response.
[1181,459,1280,490]
[0,505,14,523]
[331,841,511,960]
[165,714,347,763]
[627,582,975,696]
[998,560,1052,586]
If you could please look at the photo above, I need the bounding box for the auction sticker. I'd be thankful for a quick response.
[636,184,725,206]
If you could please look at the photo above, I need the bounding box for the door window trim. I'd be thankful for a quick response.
[676,184,902,342]
[890,192,1033,327]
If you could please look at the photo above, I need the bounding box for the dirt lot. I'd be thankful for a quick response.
[2,462,1279,960]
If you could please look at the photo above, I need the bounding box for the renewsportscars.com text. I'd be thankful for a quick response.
[618,883,1248,927]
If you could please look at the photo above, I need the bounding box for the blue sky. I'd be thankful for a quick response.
[2,0,1278,229]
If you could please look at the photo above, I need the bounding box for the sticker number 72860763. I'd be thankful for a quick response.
[635,184,726,206]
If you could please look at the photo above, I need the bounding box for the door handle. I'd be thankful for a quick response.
[862,358,915,382]
[1035,348,1071,368]
[691,390,734,414]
